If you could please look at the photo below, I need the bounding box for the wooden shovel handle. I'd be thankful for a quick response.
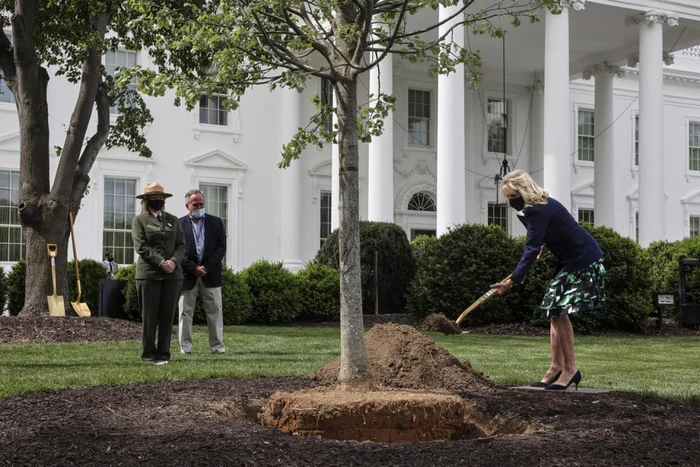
[69,212,80,278]
[455,274,512,326]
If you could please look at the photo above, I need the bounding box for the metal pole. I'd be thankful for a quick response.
[375,250,379,315]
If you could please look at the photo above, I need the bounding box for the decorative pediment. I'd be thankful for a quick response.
[309,160,332,177]
[478,175,501,190]
[571,181,595,197]
[681,190,700,205]
[184,149,247,171]
[0,131,20,152]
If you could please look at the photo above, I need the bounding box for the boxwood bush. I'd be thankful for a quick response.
[113,264,140,321]
[7,260,26,316]
[241,260,301,324]
[66,259,108,315]
[315,221,415,314]
[406,223,523,325]
[644,237,700,306]
[296,262,340,322]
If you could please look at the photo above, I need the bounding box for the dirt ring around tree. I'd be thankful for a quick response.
[251,386,531,442]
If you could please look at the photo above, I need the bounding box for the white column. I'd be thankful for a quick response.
[529,81,545,186]
[331,94,340,232]
[436,5,465,236]
[625,11,678,246]
[543,3,577,210]
[368,50,395,222]
[280,88,304,271]
[582,63,623,230]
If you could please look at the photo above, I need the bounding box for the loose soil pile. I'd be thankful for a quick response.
[1,316,700,466]
[314,323,495,393]
[420,313,462,334]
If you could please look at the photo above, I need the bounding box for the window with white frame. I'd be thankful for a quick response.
[408,192,436,212]
[103,177,137,265]
[199,184,228,233]
[487,98,510,154]
[199,95,228,126]
[690,216,700,238]
[689,122,700,171]
[0,33,14,104]
[0,170,24,261]
[408,89,431,146]
[488,202,508,231]
[105,49,138,115]
[577,109,595,162]
[634,114,639,166]
[321,79,334,134]
[578,208,595,226]
[320,190,332,246]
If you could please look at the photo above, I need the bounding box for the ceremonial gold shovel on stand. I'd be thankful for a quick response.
[455,275,512,326]
[69,212,91,317]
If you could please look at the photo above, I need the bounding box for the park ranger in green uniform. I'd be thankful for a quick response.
[132,182,185,364]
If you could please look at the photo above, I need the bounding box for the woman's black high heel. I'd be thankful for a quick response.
[529,370,562,388]
[545,370,582,391]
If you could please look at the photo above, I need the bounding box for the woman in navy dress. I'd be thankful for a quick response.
[490,170,606,390]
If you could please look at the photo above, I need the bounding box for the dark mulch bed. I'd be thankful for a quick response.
[1,315,699,466]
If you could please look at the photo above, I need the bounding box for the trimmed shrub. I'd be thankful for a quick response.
[192,267,253,325]
[241,260,301,324]
[406,223,523,325]
[7,260,26,316]
[315,221,415,314]
[0,266,7,314]
[644,237,700,304]
[67,259,109,313]
[113,264,140,321]
[296,262,340,322]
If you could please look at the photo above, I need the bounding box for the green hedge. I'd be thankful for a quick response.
[406,223,523,325]
[113,264,139,321]
[296,262,340,322]
[241,260,301,324]
[315,221,415,314]
[66,259,108,314]
[7,261,25,316]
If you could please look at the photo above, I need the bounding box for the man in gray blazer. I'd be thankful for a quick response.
[178,189,227,354]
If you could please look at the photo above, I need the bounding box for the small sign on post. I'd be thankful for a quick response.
[652,293,675,329]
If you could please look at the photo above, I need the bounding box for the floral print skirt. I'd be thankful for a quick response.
[540,258,606,319]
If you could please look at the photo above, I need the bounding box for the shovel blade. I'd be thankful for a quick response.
[71,301,91,317]
[47,295,65,317]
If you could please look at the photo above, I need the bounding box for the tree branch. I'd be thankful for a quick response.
[52,11,110,202]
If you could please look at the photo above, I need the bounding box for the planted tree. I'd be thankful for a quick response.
[0,1,154,316]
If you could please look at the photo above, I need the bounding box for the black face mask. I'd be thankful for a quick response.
[148,199,165,211]
[508,196,525,211]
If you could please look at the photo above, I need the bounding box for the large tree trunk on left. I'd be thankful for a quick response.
[10,6,110,316]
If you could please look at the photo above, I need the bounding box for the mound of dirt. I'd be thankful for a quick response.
[0,315,142,344]
[420,313,462,334]
[314,323,495,393]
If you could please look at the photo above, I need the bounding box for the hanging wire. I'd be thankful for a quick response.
[494,32,510,205]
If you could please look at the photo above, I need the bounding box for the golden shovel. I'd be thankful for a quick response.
[69,212,91,317]
[46,244,65,316]
[455,274,512,326]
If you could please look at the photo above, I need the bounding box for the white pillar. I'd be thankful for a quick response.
[543,3,577,210]
[436,5,465,236]
[368,51,395,222]
[626,11,678,246]
[280,88,304,271]
[331,94,340,232]
[582,63,622,230]
[529,81,545,186]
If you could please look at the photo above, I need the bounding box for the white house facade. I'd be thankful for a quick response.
[3,0,700,271]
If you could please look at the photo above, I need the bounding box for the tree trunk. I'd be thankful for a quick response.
[336,77,371,387]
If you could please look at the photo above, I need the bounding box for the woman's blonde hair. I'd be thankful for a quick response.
[502,170,549,207]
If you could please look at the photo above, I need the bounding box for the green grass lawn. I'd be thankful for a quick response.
[1,326,698,402]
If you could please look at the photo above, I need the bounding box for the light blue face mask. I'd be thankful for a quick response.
[191,207,206,219]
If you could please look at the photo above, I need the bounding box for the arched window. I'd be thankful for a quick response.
[408,192,436,212]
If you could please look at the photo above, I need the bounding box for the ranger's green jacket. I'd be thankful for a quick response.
[132,212,185,280]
